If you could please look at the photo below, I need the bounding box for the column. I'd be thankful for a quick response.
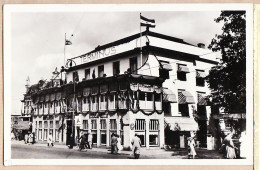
[97,117,101,147]
[159,116,165,148]
[106,118,110,148]
[145,118,149,149]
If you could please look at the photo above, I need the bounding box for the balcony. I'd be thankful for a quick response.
[82,103,90,112]
[118,100,127,110]
[108,100,116,111]
[139,100,153,110]
[99,102,107,111]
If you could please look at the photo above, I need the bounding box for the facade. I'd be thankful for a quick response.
[23,30,221,149]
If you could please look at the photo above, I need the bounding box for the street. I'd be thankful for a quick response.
[11,141,224,159]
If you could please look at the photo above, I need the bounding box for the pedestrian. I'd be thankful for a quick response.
[78,133,88,151]
[131,133,141,159]
[24,133,28,144]
[222,132,236,159]
[111,133,118,154]
[28,132,33,144]
[117,134,123,154]
[239,131,246,158]
[187,137,197,159]
[88,132,93,149]
[47,131,54,147]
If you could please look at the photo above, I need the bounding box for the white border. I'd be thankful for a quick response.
[3,3,254,166]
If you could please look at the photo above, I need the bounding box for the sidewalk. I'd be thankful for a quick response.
[11,140,223,159]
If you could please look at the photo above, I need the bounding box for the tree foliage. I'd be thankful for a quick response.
[207,11,246,113]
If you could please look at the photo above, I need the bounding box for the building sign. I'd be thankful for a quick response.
[82,47,116,64]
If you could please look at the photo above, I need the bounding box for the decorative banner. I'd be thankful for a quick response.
[139,84,154,92]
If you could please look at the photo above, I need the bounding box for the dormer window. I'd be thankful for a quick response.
[177,64,189,81]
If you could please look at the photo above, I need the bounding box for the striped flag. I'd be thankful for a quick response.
[65,39,72,45]
[140,14,155,28]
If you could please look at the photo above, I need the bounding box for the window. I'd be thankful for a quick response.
[85,69,90,80]
[113,61,120,75]
[91,120,97,130]
[154,93,161,102]
[83,120,88,130]
[147,93,153,101]
[43,121,48,140]
[110,119,117,130]
[98,65,104,78]
[139,92,145,100]
[100,119,106,130]
[196,70,205,87]
[197,105,206,116]
[73,71,79,82]
[149,120,159,131]
[130,57,137,74]
[55,120,59,142]
[178,104,189,117]
[177,64,189,81]
[135,119,145,131]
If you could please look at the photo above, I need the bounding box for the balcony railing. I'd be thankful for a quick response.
[155,102,162,111]
[99,102,107,111]
[118,100,127,109]
[108,101,116,110]
[39,108,43,115]
[139,100,153,110]
[49,107,54,115]
[91,103,98,112]
[43,107,49,115]
[55,106,61,114]
[82,103,90,112]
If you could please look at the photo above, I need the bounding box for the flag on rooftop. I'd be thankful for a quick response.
[65,39,72,45]
[140,14,156,28]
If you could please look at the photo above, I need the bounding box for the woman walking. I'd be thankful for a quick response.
[187,137,196,159]
[223,132,236,159]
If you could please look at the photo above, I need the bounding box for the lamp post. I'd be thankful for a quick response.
[63,59,77,149]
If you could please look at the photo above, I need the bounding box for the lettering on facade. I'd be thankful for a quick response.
[82,46,116,64]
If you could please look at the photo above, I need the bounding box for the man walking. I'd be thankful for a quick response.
[131,133,141,159]
[111,133,118,154]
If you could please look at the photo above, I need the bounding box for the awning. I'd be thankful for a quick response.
[13,121,30,130]
[161,63,172,71]
[77,90,82,98]
[50,93,56,102]
[164,117,198,131]
[56,92,62,100]
[163,89,177,103]
[45,94,50,102]
[91,86,99,95]
[61,91,66,99]
[139,84,154,92]
[197,93,208,106]
[177,64,189,73]
[40,95,45,102]
[196,71,206,78]
[83,88,91,97]
[213,113,246,119]
[100,84,108,94]
[109,82,118,92]
[178,90,195,104]
[119,81,128,91]
[34,96,39,104]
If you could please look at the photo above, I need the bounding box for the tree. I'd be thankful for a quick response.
[207,11,246,113]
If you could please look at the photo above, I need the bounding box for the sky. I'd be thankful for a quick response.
[9,8,223,115]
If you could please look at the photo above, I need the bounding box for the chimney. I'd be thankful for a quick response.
[197,43,205,49]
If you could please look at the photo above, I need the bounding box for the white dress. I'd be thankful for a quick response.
[117,138,123,153]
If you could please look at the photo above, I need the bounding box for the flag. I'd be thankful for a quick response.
[140,14,155,28]
[65,39,72,45]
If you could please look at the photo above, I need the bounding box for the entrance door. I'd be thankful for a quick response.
[197,120,207,148]
[66,120,72,145]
